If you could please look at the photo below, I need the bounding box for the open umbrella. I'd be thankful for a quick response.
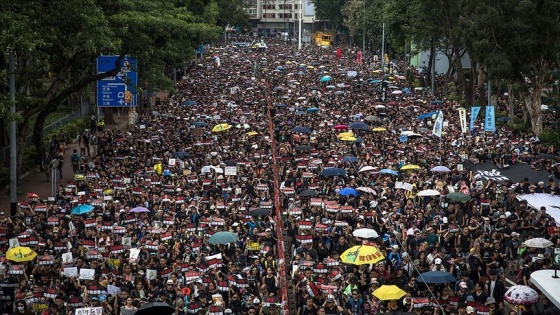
[353,228,379,239]
[295,145,312,152]
[334,124,348,130]
[445,192,471,202]
[172,151,189,158]
[341,245,385,265]
[372,285,407,301]
[503,285,539,305]
[320,168,347,176]
[417,271,456,284]
[191,121,208,127]
[401,164,420,171]
[342,156,359,163]
[70,204,94,215]
[292,126,312,133]
[523,237,554,248]
[136,302,175,315]
[320,75,331,82]
[359,166,376,172]
[208,231,239,245]
[431,166,451,173]
[6,246,37,262]
[379,169,398,176]
[249,208,270,216]
[417,189,441,197]
[212,123,232,132]
[372,127,387,132]
[299,189,318,197]
[356,187,377,195]
[223,160,237,166]
[130,206,150,213]
[432,99,443,104]
[338,188,359,197]
[182,100,197,106]
[349,122,369,130]
[340,136,357,141]
[365,115,379,122]
[337,131,354,138]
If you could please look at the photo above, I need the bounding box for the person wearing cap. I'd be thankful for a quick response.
[323,295,343,314]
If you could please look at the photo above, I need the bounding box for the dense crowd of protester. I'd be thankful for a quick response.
[1,38,560,315]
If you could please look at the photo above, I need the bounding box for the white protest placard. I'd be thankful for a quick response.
[205,253,223,261]
[224,166,237,176]
[146,269,157,280]
[129,248,140,264]
[107,285,121,296]
[75,307,103,315]
[347,70,358,77]
[395,182,414,191]
[63,267,78,278]
[79,268,95,280]
[169,158,176,167]
[122,237,132,249]
[9,238,19,249]
[62,253,74,264]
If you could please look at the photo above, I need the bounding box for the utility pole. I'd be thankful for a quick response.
[9,51,17,216]
[298,0,302,50]
[362,0,366,55]
[380,23,385,71]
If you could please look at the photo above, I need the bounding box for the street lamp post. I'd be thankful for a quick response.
[263,0,267,37]
[362,0,366,55]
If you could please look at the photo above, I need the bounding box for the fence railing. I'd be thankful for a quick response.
[0,98,90,163]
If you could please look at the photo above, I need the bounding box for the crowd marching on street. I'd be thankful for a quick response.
[1,38,560,315]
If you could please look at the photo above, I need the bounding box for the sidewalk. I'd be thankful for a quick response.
[0,114,128,213]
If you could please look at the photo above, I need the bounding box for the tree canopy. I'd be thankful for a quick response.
[1,0,221,173]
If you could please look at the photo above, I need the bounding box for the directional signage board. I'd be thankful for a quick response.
[96,56,138,107]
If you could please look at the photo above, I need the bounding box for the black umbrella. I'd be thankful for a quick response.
[136,302,175,315]
[249,208,270,216]
[295,145,312,152]
[299,189,318,197]
[537,153,556,161]
[223,160,237,166]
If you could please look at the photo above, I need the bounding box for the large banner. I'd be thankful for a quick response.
[466,161,555,184]
[458,108,467,134]
[470,106,481,131]
[432,111,443,138]
[484,105,496,132]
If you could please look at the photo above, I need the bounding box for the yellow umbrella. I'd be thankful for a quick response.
[7,246,37,262]
[340,245,385,265]
[401,164,420,170]
[388,76,395,80]
[372,285,407,300]
[372,127,387,132]
[307,65,315,69]
[340,136,357,142]
[372,70,382,73]
[337,131,354,138]
[247,131,258,137]
[286,61,293,65]
[212,124,232,133]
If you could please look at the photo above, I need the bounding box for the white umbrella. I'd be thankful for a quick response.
[359,166,376,173]
[430,166,451,173]
[353,228,379,239]
[523,237,554,248]
[356,187,377,195]
[417,189,441,197]
[392,90,403,95]
[503,285,539,305]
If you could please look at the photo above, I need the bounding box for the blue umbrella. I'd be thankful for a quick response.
[338,187,359,196]
[320,168,347,176]
[369,79,380,84]
[71,204,94,215]
[172,152,188,158]
[291,126,312,133]
[183,100,197,106]
[355,137,364,143]
[273,86,283,91]
[307,107,319,113]
[379,169,399,176]
[191,121,208,127]
[276,66,285,71]
[342,156,359,163]
[208,232,239,245]
[417,271,456,284]
[432,99,443,104]
[275,103,287,108]
[417,112,438,120]
[349,122,369,130]
[320,75,331,82]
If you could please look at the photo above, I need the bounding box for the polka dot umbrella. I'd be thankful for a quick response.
[503,285,539,306]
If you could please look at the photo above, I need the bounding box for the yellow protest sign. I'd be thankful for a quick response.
[247,242,260,251]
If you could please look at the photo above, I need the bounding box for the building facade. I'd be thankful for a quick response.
[245,0,321,38]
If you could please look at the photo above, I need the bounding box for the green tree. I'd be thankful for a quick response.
[314,0,347,33]
[0,0,220,174]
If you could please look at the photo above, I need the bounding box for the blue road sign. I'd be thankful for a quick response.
[96,56,138,107]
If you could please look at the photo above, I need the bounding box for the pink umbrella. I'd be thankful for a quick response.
[333,124,348,130]
[387,101,399,106]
